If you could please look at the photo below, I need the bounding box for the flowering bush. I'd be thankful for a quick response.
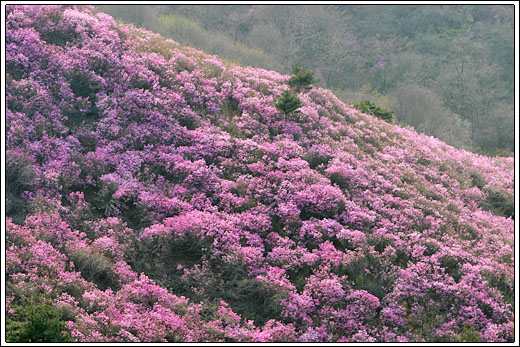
[5,5,514,342]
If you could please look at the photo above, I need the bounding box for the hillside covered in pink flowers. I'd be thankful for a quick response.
[5,5,515,343]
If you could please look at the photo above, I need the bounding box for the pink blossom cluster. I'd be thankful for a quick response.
[6,5,514,342]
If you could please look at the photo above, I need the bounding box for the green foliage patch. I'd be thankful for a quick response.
[288,65,317,92]
[353,100,394,123]
[6,296,74,342]
[481,188,514,219]
[275,90,302,115]
[70,250,120,290]
[6,152,35,224]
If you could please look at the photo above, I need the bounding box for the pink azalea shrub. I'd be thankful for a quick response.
[5,5,514,342]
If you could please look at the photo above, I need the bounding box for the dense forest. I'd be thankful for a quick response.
[97,4,514,156]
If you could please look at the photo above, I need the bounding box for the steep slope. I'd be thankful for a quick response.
[5,5,514,343]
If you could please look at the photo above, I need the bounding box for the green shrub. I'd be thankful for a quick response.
[459,225,481,241]
[286,265,314,292]
[221,97,241,119]
[481,188,514,219]
[126,232,211,298]
[337,253,397,300]
[482,271,514,307]
[353,100,394,123]
[204,262,286,326]
[453,323,480,342]
[6,151,35,224]
[39,14,77,47]
[288,65,317,92]
[328,172,349,190]
[469,172,487,189]
[303,151,332,169]
[69,250,119,290]
[216,277,285,326]
[422,241,441,256]
[6,296,74,342]
[440,254,463,282]
[275,90,302,115]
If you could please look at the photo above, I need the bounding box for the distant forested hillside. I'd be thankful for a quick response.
[98,4,514,155]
